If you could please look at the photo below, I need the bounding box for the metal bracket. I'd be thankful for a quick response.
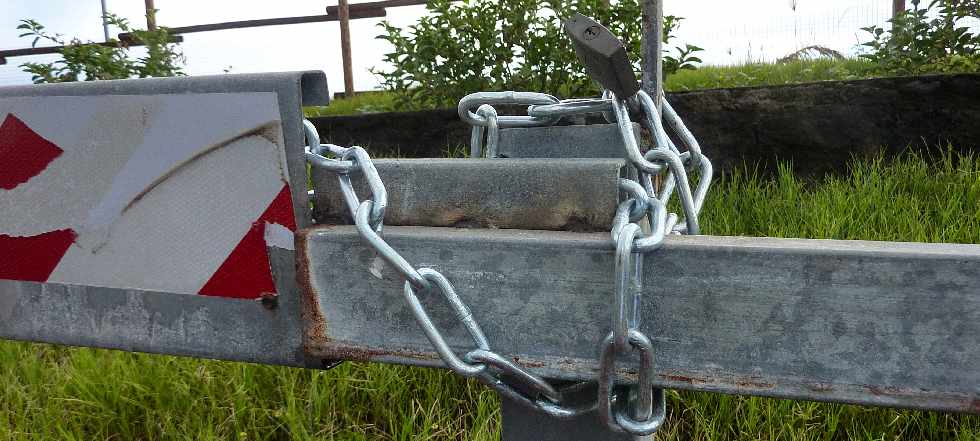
[496,123,641,159]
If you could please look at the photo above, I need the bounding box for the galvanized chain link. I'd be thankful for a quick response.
[303,119,597,421]
[460,87,712,436]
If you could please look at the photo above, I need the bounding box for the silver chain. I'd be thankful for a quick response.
[304,85,712,435]
[303,120,598,420]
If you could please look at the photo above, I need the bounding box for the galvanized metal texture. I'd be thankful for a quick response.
[500,383,648,441]
[299,225,980,413]
[0,72,329,367]
[0,249,309,367]
[496,123,640,159]
[311,158,626,231]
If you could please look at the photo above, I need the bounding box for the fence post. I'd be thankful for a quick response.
[337,0,356,98]
[144,0,157,31]
[892,0,906,30]
[641,0,663,114]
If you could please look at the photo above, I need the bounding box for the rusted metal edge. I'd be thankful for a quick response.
[301,342,980,413]
[298,225,980,413]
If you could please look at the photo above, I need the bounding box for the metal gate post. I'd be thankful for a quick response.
[500,385,649,441]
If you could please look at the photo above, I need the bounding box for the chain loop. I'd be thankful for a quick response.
[527,97,613,119]
[403,268,489,377]
[597,330,667,435]
[458,91,560,128]
[469,104,500,158]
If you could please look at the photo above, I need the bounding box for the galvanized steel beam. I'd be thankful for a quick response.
[0,249,316,367]
[312,158,626,231]
[495,123,639,159]
[299,226,980,413]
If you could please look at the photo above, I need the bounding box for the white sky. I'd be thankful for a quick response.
[0,1,903,92]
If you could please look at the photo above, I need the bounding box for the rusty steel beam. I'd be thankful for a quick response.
[299,226,980,413]
[0,36,184,65]
[326,0,442,15]
[116,9,386,42]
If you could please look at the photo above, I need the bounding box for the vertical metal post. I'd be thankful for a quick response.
[892,0,906,32]
[640,0,663,114]
[144,0,157,31]
[99,0,111,41]
[337,0,356,98]
[892,0,906,18]
[499,388,651,441]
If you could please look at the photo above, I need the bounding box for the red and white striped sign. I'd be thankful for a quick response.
[0,93,297,299]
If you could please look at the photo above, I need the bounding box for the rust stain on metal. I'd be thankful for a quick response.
[511,356,545,368]
[296,227,330,342]
[804,382,834,392]
[867,385,906,397]
[658,370,775,391]
[307,340,439,363]
[735,378,776,389]
[662,373,695,384]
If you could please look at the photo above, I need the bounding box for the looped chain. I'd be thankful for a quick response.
[462,87,712,435]
[305,120,595,421]
[469,104,499,158]
[309,77,712,435]
[597,330,667,435]
[459,91,560,157]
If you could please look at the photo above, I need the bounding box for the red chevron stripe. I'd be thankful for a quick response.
[198,185,295,299]
[0,229,77,282]
[0,114,63,190]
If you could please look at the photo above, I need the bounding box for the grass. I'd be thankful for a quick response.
[304,58,880,117]
[304,92,398,118]
[3,150,980,440]
[664,58,875,92]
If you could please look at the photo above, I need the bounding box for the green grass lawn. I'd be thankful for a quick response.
[2,151,979,440]
[664,58,875,92]
[303,58,878,117]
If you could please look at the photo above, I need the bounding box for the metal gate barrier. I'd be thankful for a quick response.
[2,12,979,441]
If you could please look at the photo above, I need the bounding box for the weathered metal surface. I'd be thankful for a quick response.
[0,248,310,366]
[496,123,639,159]
[311,158,625,231]
[300,226,980,413]
[0,72,328,366]
[500,384,645,441]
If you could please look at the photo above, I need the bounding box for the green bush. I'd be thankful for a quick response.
[860,0,980,75]
[16,11,184,83]
[372,0,701,110]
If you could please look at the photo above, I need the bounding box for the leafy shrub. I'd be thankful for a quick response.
[372,0,702,110]
[16,12,184,83]
[860,0,979,75]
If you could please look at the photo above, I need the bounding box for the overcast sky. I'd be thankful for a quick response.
[1,0,903,92]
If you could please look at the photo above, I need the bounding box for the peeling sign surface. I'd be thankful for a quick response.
[0,93,294,299]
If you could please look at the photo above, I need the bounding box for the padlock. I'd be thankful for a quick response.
[563,13,640,99]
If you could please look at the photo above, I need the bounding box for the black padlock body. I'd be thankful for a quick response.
[563,13,640,99]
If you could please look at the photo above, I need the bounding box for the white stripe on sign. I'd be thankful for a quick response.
[48,134,286,294]
[0,93,294,299]
[264,222,296,250]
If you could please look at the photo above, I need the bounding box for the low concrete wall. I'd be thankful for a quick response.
[309,74,980,175]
